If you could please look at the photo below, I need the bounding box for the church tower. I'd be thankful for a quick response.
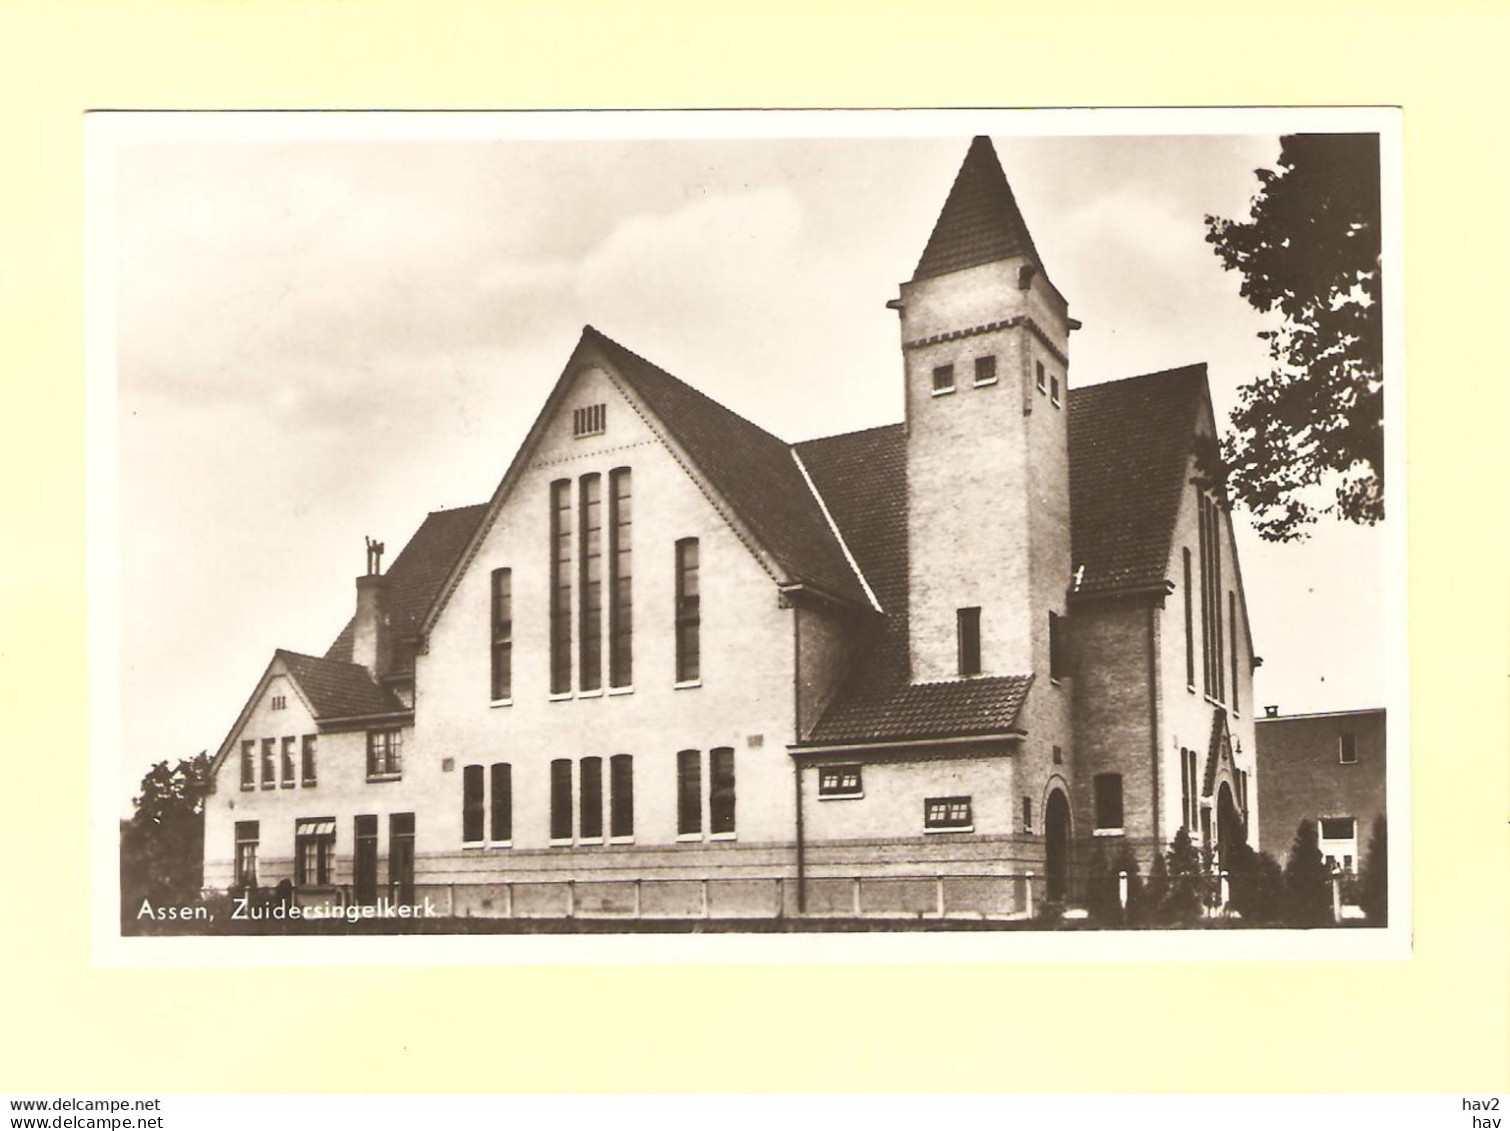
[893,136,1076,691]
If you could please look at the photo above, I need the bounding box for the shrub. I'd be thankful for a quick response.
[1283,819,1334,927]
[1226,841,1284,924]
[1359,815,1388,926]
[1164,827,1205,923]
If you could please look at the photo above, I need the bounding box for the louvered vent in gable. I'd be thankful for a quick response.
[573,404,607,438]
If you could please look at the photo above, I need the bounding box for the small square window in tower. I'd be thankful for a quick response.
[974,355,997,386]
[931,363,955,394]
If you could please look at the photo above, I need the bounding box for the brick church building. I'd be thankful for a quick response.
[201,137,1260,921]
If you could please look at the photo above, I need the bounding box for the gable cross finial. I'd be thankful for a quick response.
[365,536,385,577]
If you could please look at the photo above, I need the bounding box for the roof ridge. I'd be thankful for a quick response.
[795,421,906,447]
[277,647,371,670]
[1071,362,1207,394]
[583,324,793,449]
[425,502,488,517]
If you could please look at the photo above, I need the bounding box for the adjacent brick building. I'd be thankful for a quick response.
[1256,707,1386,874]
[200,137,1262,920]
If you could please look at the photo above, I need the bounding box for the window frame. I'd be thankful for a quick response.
[490,567,513,704]
[709,747,737,839]
[280,735,296,789]
[294,818,336,886]
[1048,610,1067,683]
[1093,772,1125,834]
[674,538,701,686]
[1338,732,1359,765]
[462,763,486,846]
[957,606,982,677]
[607,467,633,691]
[676,749,702,839]
[924,796,973,833]
[300,734,317,787]
[973,354,998,387]
[260,738,276,790]
[1022,795,1034,833]
[579,755,604,844]
[490,762,513,846]
[578,473,604,694]
[549,479,573,697]
[817,763,864,800]
[549,758,573,844]
[240,739,256,791]
[931,363,956,396]
[609,754,634,842]
[366,728,403,782]
[234,820,259,887]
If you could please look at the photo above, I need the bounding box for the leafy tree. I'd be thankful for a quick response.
[1164,827,1206,923]
[1205,134,1382,541]
[1359,814,1388,926]
[120,752,212,915]
[1282,818,1335,927]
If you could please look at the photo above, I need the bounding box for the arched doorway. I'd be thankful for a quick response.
[1216,782,1243,856]
[1044,789,1071,904]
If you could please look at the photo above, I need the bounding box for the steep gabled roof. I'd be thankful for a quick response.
[278,650,407,720]
[586,327,869,607]
[1067,364,1207,597]
[327,503,488,674]
[913,136,1044,283]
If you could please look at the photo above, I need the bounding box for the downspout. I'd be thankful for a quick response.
[792,602,805,914]
[1147,600,1162,855]
[794,758,806,914]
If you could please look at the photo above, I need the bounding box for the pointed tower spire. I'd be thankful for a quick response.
[912,136,1043,282]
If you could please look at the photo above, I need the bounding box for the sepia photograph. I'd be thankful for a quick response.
[91,110,1403,954]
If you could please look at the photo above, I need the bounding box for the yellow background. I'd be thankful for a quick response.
[2,0,1506,1093]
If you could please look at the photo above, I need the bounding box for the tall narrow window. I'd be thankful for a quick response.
[1229,591,1239,714]
[300,734,317,787]
[677,749,702,836]
[260,738,276,790]
[1048,611,1066,681]
[1022,796,1034,833]
[1198,490,1213,697]
[281,736,296,789]
[240,740,255,790]
[710,747,736,837]
[550,479,573,695]
[462,764,485,844]
[388,813,415,904]
[490,567,512,701]
[579,756,604,841]
[675,538,701,684]
[1180,749,1192,832]
[1050,374,1061,407]
[1339,733,1358,765]
[1093,773,1124,831]
[608,468,633,688]
[610,754,634,839]
[1183,548,1195,690]
[234,820,259,887]
[957,607,982,677]
[579,473,603,692]
[550,758,573,842]
[1214,501,1225,702]
[490,763,512,843]
[1035,360,1046,392]
[353,815,378,906]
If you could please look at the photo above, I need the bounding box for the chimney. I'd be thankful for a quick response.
[352,536,391,679]
[1264,705,1280,718]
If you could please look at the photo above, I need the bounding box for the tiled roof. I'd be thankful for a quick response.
[913,136,1043,283]
[326,503,488,674]
[1067,365,1206,597]
[278,649,407,720]
[808,674,1035,745]
[585,326,869,607]
[797,424,1034,744]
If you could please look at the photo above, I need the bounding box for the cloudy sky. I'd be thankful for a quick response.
[109,119,1389,799]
